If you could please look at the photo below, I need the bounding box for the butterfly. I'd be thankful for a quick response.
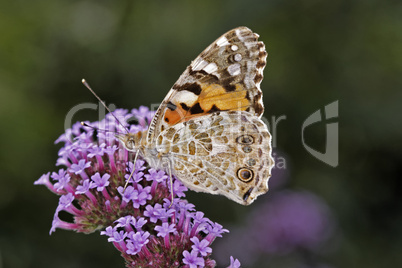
[116,27,274,205]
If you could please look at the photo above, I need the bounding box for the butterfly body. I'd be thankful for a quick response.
[118,27,274,205]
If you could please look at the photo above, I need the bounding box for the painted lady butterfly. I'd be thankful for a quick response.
[117,27,274,205]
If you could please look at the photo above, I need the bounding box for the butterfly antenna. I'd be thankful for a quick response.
[80,122,126,135]
[82,79,130,133]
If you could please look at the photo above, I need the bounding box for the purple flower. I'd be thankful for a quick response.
[75,179,91,194]
[75,179,97,203]
[136,184,151,200]
[51,169,68,181]
[124,160,146,186]
[70,159,91,174]
[183,249,205,268]
[191,212,208,236]
[131,191,148,209]
[227,256,241,268]
[124,171,144,184]
[100,226,114,237]
[173,180,188,197]
[131,106,155,128]
[176,201,195,212]
[55,129,73,144]
[90,173,110,191]
[130,231,148,244]
[115,215,135,229]
[116,184,151,209]
[191,237,212,257]
[104,145,118,155]
[132,217,147,230]
[205,222,228,244]
[36,107,232,267]
[87,144,106,158]
[144,203,163,223]
[118,186,135,203]
[49,214,79,235]
[155,222,176,237]
[58,193,74,207]
[145,168,168,183]
[110,229,127,243]
[34,172,56,192]
[51,169,71,192]
[131,158,146,172]
[126,231,150,255]
[88,144,106,170]
[155,207,175,222]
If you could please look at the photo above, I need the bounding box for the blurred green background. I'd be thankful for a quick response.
[1,0,401,267]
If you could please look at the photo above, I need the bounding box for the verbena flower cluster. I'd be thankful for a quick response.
[35,106,241,268]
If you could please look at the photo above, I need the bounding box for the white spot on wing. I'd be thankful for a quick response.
[244,41,257,49]
[234,54,242,62]
[191,58,208,71]
[235,28,257,49]
[227,63,241,76]
[216,36,230,47]
[203,62,218,74]
[231,45,238,51]
[175,90,198,107]
[244,60,256,88]
[235,29,244,41]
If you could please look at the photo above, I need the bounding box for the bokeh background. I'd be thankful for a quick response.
[1,0,401,267]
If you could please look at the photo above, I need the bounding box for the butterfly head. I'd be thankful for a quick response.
[115,132,144,152]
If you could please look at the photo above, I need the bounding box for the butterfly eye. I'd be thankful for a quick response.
[126,139,135,150]
[237,168,254,182]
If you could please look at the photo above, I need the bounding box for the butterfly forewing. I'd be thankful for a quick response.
[146,27,267,144]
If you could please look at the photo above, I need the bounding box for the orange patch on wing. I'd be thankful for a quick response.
[199,83,249,111]
[163,83,251,127]
[163,105,187,126]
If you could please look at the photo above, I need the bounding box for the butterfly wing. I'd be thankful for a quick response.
[155,111,274,205]
[146,26,267,144]
[142,27,273,205]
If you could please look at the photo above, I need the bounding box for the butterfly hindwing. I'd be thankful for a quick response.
[154,110,273,205]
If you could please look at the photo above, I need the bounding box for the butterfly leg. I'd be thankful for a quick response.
[123,150,140,191]
[167,160,174,208]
